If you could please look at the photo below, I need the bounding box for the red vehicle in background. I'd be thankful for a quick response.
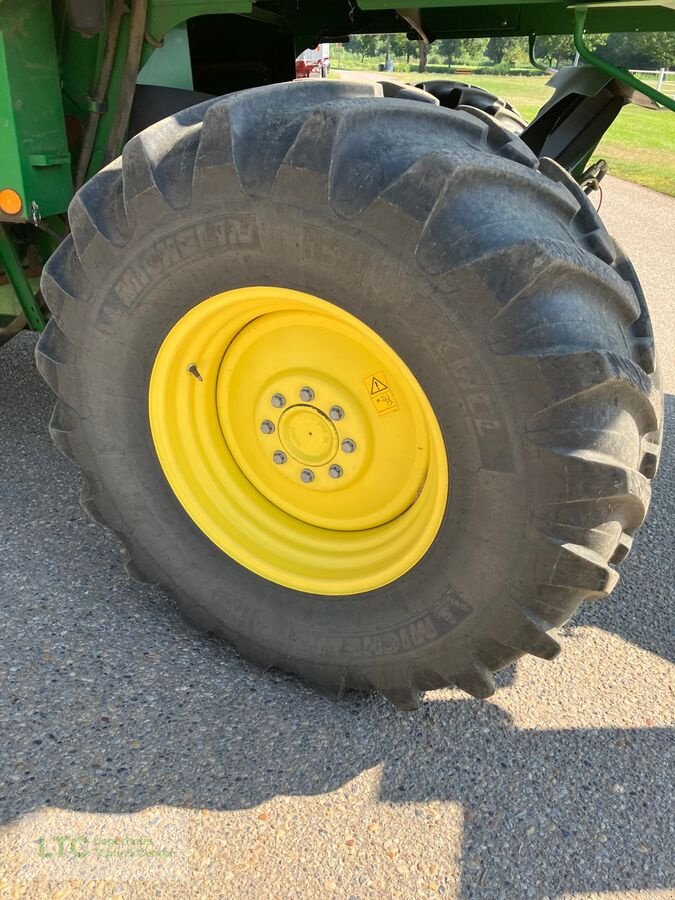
[295,44,330,78]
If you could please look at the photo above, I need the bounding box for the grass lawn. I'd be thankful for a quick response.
[332,70,675,197]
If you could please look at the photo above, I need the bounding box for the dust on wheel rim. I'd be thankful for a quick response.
[148,286,449,595]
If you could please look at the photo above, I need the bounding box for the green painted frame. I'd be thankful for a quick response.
[1,0,674,332]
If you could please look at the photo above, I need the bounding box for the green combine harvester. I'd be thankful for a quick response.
[0,0,671,708]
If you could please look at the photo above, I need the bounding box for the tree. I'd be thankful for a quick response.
[406,40,420,64]
[347,34,378,61]
[418,40,428,73]
[436,38,463,64]
[437,37,489,64]
[486,36,528,66]
[596,31,675,69]
[379,33,409,60]
[465,37,489,62]
[536,35,576,67]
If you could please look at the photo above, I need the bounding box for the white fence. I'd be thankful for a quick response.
[630,68,675,99]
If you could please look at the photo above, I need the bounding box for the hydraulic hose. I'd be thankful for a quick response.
[74,0,128,189]
[104,0,148,164]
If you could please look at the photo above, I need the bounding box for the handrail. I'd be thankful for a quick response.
[528,34,556,74]
[572,5,675,112]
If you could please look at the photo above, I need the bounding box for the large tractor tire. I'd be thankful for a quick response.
[37,80,661,709]
[416,79,527,133]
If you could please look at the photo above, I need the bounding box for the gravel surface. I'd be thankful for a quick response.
[1,178,673,899]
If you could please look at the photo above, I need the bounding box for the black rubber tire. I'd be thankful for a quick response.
[416,79,527,133]
[37,80,662,709]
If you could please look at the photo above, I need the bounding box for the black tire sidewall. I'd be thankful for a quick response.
[74,190,542,673]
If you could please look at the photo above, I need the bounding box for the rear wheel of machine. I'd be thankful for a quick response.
[37,80,661,709]
[416,79,528,133]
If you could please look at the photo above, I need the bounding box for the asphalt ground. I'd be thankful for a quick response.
[0,177,673,899]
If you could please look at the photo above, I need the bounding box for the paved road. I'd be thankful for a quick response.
[1,177,673,899]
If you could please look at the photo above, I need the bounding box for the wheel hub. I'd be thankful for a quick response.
[218,307,432,530]
[277,404,338,468]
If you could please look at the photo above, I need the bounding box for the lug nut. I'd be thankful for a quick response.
[260,420,275,434]
[329,405,344,421]
[341,439,356,453]
[299,386,315,402]
[329,465,343,479]
[271,393,286,408]
[300,469,315,483]
[273,451,287,465]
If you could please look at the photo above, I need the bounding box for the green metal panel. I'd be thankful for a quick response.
[145,0,252,42]
[359,0,674,5]
[357,0,675,35]
[0,0,72,221]
[138,24,194,89]
[55,6,107,123]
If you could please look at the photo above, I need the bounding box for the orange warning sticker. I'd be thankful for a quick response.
[363,370,399,416]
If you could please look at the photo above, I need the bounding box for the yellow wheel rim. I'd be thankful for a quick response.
[149,286,448,595]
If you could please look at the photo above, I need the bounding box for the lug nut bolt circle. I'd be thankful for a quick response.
[266,390,352,481]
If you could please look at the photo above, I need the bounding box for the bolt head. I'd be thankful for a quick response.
[273,451,287,465]
[341,439,356,454]
[299,386,315,402]
[329,405,344,421]
[271,393,286,408]
[300,468,315,483]
[328,464,343,479]
[260,420,275,434]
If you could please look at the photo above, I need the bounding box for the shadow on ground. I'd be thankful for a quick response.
[1,336,673,898]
